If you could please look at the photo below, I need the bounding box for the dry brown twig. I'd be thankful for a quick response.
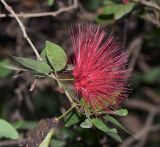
[0,1,78,145]
[131,0,160,27]
[126,99,155,112]
[140,0,160,11]
[0,0,78,60]
[0,0,78,18]
[119,106,160,147]
[0,0,42,60]
[143,87,160,104]
[131,0,160,11]
[29,79,38,92]
[128,35,144,70]
[0,139,26,147]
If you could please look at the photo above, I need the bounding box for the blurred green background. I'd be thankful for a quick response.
[0,0,160,147]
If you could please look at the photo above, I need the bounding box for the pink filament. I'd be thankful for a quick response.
[70,23,129,110]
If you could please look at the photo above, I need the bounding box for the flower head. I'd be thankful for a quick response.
[70,23,129,111]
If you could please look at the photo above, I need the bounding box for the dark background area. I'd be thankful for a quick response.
[0,0,160,147]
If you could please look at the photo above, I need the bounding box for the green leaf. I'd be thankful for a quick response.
[92,118,117,133]
[0,59,27,72]
[104,115,128,132]
[80,118,93,128]
[104,115,136,138]
[45,41,67,71]
[40,48,48,62]
[99,4,121,15]
[108,131,122,142]
[92,118,122,142]
[0,60,12,77]
[0,119,19,139]
[48,0,54,6]
[99,3,135,20]
[13,56,52,74]
[64,111,80,127]
[80,98,92,117]
[95,15,114,25]
[113,109,128,116]
[114,3,135,20]
[39,129,55,147]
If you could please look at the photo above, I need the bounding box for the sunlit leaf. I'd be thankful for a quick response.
[0,119,19,139]
[45,41,67,71]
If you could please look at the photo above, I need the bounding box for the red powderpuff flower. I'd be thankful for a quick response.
[70,24,129,111]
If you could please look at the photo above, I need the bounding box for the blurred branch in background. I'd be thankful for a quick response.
[128,34,144,70]
[140,0,160,11]
[137,0,160,27]
[0,0,78,18]
[0,139,26,147]
[120,106,160,147]
[0,0,42,60]
[0,0,160,147]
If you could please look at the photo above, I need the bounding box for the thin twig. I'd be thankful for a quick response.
[0,139,26,147]
[119,107,160,147]
[128,35,144,70]
[131,0,160,11]
[0,0,78,18]
[58,104,75,120]
[0,0,42,60]
[141,0,160,11]
[126,99,155,112]
[29,78,38,92]
[143,87,160,104]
